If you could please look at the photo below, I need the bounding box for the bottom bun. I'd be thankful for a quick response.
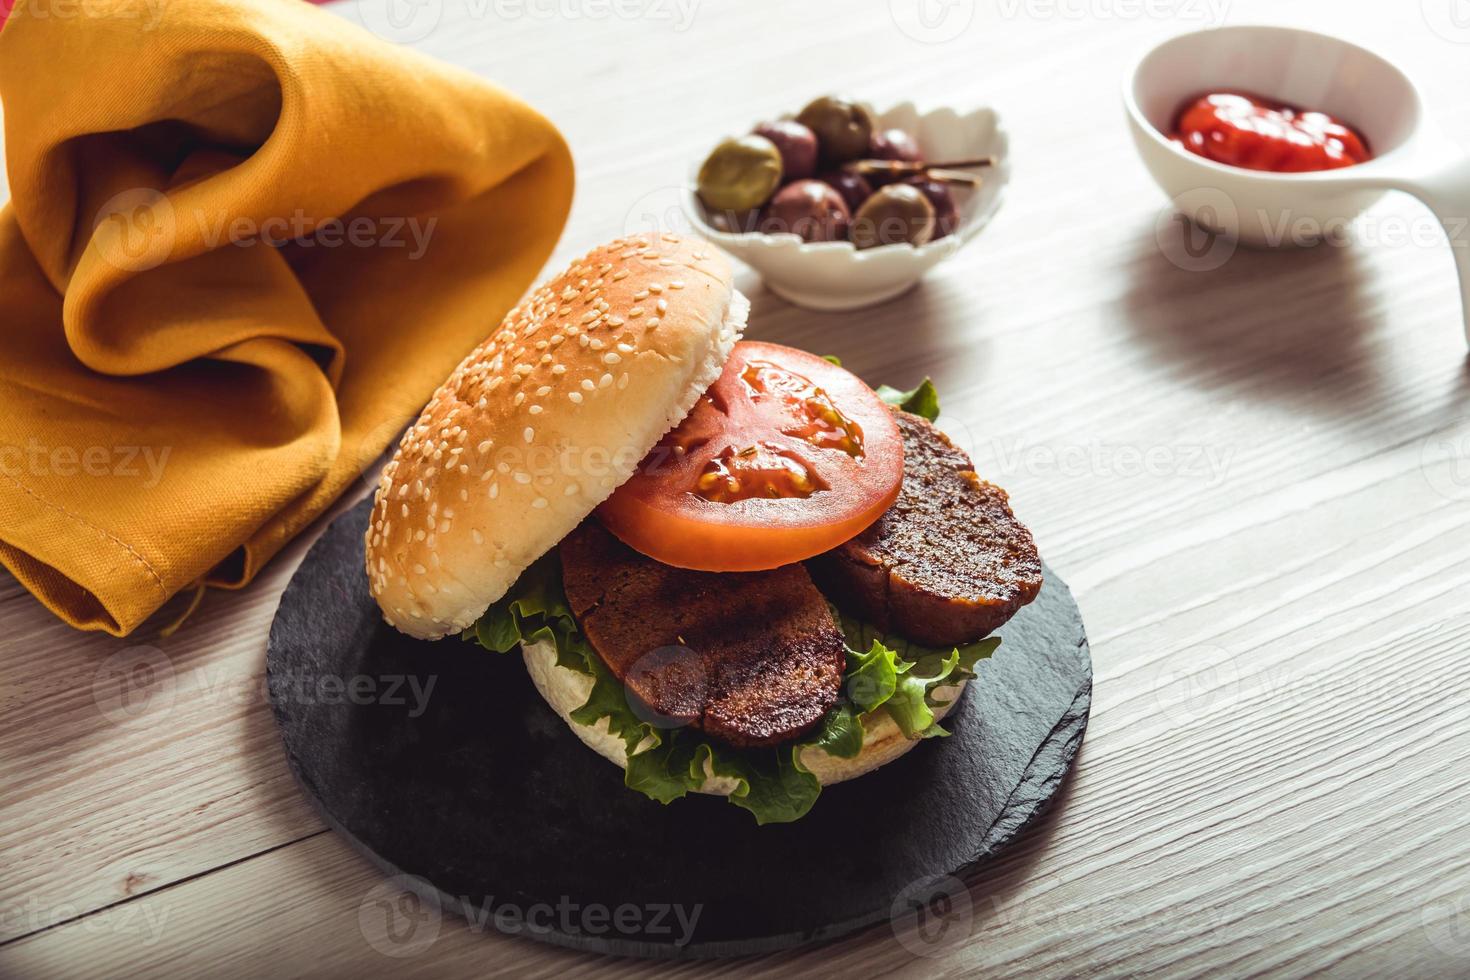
[522,638,964,794]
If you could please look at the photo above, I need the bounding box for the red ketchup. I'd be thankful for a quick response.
[1170,92,1372,173]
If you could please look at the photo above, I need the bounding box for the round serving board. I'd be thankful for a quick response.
[267,496,1091,958]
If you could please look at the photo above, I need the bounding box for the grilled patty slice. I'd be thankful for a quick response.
[807,409,1042,647]
[559,520,845,748]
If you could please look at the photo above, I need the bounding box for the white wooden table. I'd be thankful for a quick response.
[3,1,1470,975]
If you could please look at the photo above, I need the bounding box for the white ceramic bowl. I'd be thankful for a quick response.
[684,102,1010,311]
[1123,25,1470,344]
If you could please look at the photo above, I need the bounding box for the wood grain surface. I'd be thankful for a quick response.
[2,0,1469,976]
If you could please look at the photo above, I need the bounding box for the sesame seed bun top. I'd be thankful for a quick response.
[364,234,746,640]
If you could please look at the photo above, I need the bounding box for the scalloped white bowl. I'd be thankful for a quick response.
[683,102,1009,311]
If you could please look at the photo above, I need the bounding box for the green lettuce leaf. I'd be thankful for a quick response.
[465,556,827,824]
[465,560,998,820]
[876,378,940,421]
[833,608,998,739]
[805,701,865,759]
[704,742,820,825]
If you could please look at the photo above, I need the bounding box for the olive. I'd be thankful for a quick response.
[865,128,923,186]
[760,179,851,243]
[868,128,921,163]
[697,135,783,212]
[753,120,819,182]
[851,184,936,249]
[902,176,960,238]
[821,169,874,213]
[796,96,874,165]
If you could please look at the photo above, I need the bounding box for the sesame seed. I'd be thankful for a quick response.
[569,391,584,403]
[489,482,499,498]
[536,385,551,396]
[606,316,625,327]
[634,289,649,301]
[629,307,644,318]
[656,299,668,314]
[617,373,630,389]
[617,343,635,353]
[472,529,484,545]
[599,373,613,388]
[581,379,595,391]
[401,504,409,517]
[529,405,543,415]
[612,269,629,280]
[478,440,493,453]
[514,392,525,406]
[523,427,534,443]
[532,498,549,509]
[565,484,578,496]
[515,472,531,484]
[412,563,427,575]
[552,364,566,375]
[670,280,685,289]
[603,352,621,364]
[646,317,661,329]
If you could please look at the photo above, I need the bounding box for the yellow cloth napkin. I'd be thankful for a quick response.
[0,0,574,635]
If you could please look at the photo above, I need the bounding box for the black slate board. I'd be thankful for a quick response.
[267,496,1091,958]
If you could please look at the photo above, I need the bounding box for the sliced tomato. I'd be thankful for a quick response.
[597,341,904,571]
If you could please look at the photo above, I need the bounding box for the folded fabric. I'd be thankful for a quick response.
[0,0,574,634]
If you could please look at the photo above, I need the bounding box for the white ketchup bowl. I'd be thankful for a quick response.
[1124,25,1470,344]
